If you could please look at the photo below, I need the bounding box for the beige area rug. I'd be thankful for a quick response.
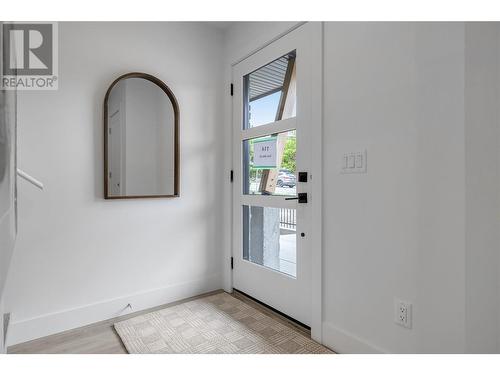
[114,292,332,354]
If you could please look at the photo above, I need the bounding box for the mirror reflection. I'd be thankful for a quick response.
[105,74,179,198]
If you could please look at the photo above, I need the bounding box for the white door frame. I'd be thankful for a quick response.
[229,22,323,342]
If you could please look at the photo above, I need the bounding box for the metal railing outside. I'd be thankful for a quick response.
[279,208,296,230]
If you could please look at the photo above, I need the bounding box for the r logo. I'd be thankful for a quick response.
[2,23,53,76]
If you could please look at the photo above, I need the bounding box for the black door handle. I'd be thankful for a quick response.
[285,192,307,203]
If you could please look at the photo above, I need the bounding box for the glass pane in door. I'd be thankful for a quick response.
[243,50,296,129]
[243,205,296,277]
[243,130,296,196]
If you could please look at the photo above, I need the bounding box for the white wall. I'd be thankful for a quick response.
[323,22,467,353]
[464,23,500,353]
[4,22,225,345]
[224,21,500,353]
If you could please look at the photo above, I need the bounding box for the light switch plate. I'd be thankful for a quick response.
[341,150,367,174]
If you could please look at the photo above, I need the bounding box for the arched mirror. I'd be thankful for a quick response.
[104,73,179,199]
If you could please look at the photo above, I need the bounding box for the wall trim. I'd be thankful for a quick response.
[309,21,324,343]
[230,22,306,67]
[7,273,222,347]
[322,322,388,354]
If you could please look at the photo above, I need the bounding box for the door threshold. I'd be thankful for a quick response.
[232,288,310,333]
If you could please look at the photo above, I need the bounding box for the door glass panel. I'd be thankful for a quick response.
[243,205,296,277]
[243,130,296,196]
[243,50,296,129]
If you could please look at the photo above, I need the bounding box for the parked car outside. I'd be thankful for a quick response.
[277,169,296,188]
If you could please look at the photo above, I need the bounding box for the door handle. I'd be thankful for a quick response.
[285,192,307,203]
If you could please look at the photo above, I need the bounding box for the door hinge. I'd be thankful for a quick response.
[231,257,234,269]
[109,171,112,179]
[230,83,233,96]
[230,170,234,182]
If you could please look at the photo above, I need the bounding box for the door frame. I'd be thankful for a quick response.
[229,22,323,342]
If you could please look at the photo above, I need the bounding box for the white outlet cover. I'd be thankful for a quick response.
[394,299,412,329]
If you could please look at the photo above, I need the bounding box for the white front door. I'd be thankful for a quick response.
[232,23,320,326]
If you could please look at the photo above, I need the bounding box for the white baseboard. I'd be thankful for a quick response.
[322,322,387,354]
[7,273,222,347]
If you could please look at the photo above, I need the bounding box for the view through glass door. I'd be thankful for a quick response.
[232,24,315,326]
[243,50,297,277]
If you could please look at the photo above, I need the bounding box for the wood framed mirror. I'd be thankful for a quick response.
[104,72,179,199]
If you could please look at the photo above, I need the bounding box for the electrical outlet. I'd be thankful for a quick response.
[394,299,412,329]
